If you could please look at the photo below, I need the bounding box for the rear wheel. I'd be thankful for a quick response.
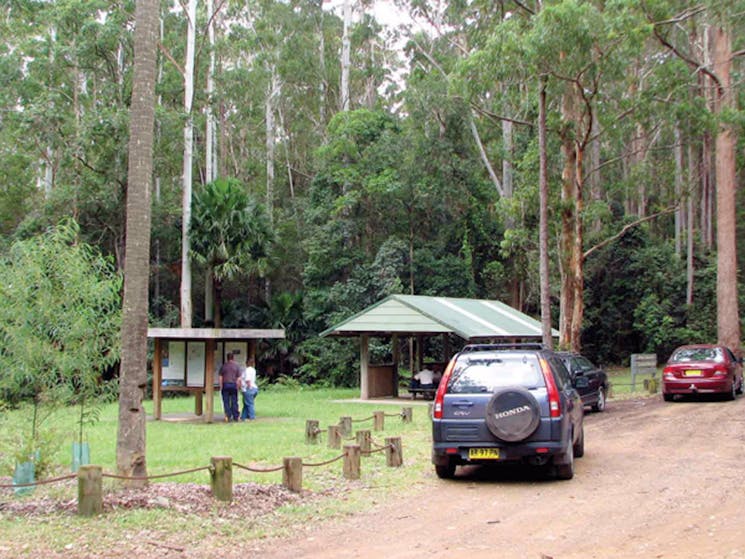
[435,461,456,479]
[726,381,737,401]
[592,387,606,412]
[573,424,585,458]
[737,377,744,395]
[555,440,574,480]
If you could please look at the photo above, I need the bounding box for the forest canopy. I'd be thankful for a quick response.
[0,0,743,386]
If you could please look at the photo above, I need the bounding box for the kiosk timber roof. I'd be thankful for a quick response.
[321,294,557,340]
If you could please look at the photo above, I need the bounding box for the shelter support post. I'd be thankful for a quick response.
[417,335,424,372]
[392,335,399,398]
[360,335,370,400]
[153,338,162,420]
[205,339,216,423]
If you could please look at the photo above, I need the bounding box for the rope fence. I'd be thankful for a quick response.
[2,406,411,516]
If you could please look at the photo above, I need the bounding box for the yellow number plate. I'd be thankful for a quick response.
[468,448,500,460]
[684,370,702,377]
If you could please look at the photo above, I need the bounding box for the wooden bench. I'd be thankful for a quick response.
[409,387,436,400]
[631,353,657,391]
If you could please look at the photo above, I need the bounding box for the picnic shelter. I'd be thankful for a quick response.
[321,294,558,399]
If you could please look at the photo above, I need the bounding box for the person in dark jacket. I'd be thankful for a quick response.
[219,352,241,422]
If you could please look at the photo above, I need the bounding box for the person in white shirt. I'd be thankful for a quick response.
[239,357,259,421]
[414,367,435,388]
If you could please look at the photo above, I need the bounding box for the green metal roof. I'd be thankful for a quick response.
[320,294,557,340]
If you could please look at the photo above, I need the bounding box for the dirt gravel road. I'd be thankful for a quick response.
[253,395,745,559]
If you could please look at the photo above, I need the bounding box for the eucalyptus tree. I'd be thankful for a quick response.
[643,0,744,353]
[0,0,135,260]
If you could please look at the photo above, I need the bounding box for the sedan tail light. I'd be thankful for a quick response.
[711,365,729,377]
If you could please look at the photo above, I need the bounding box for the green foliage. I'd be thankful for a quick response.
[0,219,121,469]
[190,178,273,279]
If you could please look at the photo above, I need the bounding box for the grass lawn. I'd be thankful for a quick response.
[0,387,438,550]
[605,366,661,397]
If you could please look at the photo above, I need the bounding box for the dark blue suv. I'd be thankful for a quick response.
[431,344,585,480]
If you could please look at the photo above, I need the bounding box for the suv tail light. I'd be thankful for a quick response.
[433,357,456,419]
[539,357,561,418]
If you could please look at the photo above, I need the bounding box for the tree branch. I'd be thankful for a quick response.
[583,206,678,260]
[158,42,184,76]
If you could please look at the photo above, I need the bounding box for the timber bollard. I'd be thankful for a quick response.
[385,437,403,467]
[427,403,433,418]
[77,465,102,517]
[339,416,352,437]
[305,419,320,444]
[328,425,342,449]
[210,456,233,502]
[356,430,372,454]
[401,407,413,423]
[343,444,361,480]
[282,456,303,492]
[645,378,659,394]
[373,411,384,431]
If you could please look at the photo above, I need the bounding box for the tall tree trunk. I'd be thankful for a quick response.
[340,0,351,111]
[180,0,197,327]
[205,0,217,184]
[712,26,740,353]
[318,3,327,133]
[538,77,552,348]
[265,65,279,302]
[117,0,158,484]
[686,143,695,306]
[559,83,579,350]
[674,125,683,256]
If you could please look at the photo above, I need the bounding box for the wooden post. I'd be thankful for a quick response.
[339,416,352,437]
[77,465,103,517]
[305,420,320,444]
[194,390,203,416]
[401,407,413,423]
[204,339,216,423]
[647,378,659,394]
[427,403,433,418]
[282,456,303,492]
[373,411,384,431]
[356,430,372,455]
[360,335,370,400]
[343,444,361,480]
[210,456,232,502]
[392,334,400,398]
[153,339,162,420]
[385,437,403,467]
[328,425,341,449]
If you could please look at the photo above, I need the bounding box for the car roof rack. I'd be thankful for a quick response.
[461,343,547,353]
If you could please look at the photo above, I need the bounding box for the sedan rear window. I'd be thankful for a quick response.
[671,347,723,363]
[448,355,544,394]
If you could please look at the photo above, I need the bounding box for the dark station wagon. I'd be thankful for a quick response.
[556,352,609,412]
[431,344,585,480]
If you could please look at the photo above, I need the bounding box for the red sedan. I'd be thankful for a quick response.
[662,344,744,401]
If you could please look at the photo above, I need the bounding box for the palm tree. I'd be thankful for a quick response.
[189,178,273,326]
[116,0,159,484]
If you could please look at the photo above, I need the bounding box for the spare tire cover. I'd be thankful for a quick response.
[485,388,541,442]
